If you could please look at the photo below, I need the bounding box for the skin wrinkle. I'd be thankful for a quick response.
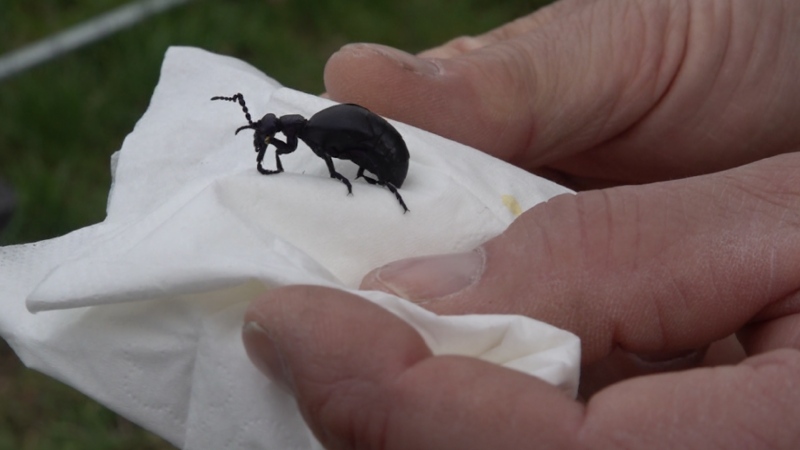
[545,0,693,182]
[717,3,788,165]
[656,261,686,347]
[717,4,775,160]
[728,7,759,131]
[526,29,562,162]
[443,48,522,160]
[776,205,798,234]
[314,380,379,448]
[712,0,734,113]
[575,192,592,273]
[648,0,685,101]
[601,189,615,270]
[605,189,647,346]
[539,196,563,265]
[608,174,772,350]
[676,1,717,140]
[631,188,643,273]
[765,246,777,301]
[638,0,691,119]
[528,18,587,161]
[523,195,589,340]
[726,165,800,218]
[624,1,658,105]
[585,7,625,147]
[503,38,541,168]
[673,184,691,239]
[714,171,731,207]
[704,240,726,322]
[667,189,713,311]
[769,3,797,153]
[495,45,534,150]
[582,5,623,145]
[601,1,655,137]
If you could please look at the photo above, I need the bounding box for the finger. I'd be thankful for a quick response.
[243,286,800,449]
[739,311,800,355]
[577,346,708,399]
[324,0,689,172]
[242,285,582,449]
[582,349,800,449]
[416,0,590,59]
[361,153,800,364]
[578,333,749,398]
[738,287,800,355]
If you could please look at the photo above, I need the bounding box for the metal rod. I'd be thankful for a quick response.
[0,0,195,82]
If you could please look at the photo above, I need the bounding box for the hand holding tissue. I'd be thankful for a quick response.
[0,47,579,450]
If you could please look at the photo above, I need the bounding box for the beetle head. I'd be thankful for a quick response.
[237,113,280,152]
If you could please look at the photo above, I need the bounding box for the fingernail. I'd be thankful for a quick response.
[340,43,441,76]
[628,348,707,371]
[374,248,485,302]
[242,321,294,395]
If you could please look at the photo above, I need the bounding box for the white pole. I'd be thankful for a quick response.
[0,0,195,81]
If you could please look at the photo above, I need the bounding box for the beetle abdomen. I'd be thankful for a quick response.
[301,104,410,187]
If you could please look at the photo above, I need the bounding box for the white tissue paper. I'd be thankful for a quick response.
[0,47,580,449]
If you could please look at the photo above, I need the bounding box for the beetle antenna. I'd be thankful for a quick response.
[211,93,254,125]
[235,124,255,135]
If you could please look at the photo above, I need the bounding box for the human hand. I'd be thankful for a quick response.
[324,0,800,189]
[243,0,800,447]
[242,279,800,448]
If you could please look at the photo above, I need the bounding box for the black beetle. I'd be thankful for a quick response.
[211,93,410,212]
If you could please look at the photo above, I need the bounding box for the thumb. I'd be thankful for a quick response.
[324,0,685,171]
[360,153,800,364]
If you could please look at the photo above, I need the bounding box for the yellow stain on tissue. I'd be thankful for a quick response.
[501,195,523,218]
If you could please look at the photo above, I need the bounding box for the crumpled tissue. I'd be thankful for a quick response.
[0,47,579,450]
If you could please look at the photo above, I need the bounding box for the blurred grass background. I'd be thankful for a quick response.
[0,0,553,448]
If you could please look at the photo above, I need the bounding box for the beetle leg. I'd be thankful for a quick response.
[255,143,282,175]
[322,155,353,195]
[356,168,381,186]
[382,181,409,213]
[256,136,300,175]
[256,145,276,174]
[267,136,300,175]
[356,168,380,184]
[356,168,408,212]
[270,136,297,152]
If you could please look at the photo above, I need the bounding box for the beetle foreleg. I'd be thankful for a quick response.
[256,152,283,175]
[255,143,284,175]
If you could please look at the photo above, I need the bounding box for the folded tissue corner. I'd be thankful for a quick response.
[0,47,579,449]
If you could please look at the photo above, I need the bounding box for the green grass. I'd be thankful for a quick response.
[0,0,553,447]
